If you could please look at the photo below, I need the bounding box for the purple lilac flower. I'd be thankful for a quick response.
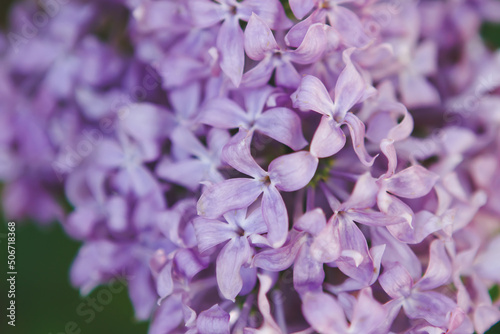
[1,0,500,333]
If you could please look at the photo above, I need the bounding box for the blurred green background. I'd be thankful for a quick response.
[1,0,500,333]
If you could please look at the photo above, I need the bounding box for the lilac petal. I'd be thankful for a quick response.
[380,139,397,177]
[156,159,206,191]
[237,207,267,235]
[288,23,327,64]
[262,186,289,248]
[371,227,422,280]
[197,305,230,334]
[275,60,302,88]
[285,9,326,47]
[399,72,440,108]
[95,139,123,168]
[157,261,174,300]
[193,217,235,253]
[243,86,275,118]
[378,263,413,299]
[377,191,413,225]
[106,195,128,233]
[302,292,348,334]
[289,0,316,19]
[294,208,327,236]
[350,288,386,333]
[474,305,500,334]
[171,126,208,158]
[241,57,275,88]
[241,0,292,30]
[341,172,378,210]
[128,264,157,321]
[412,40,438,76]
[387,108,414,142]
[255,107,308,150]
[188,0,226,28]
[327,6,371,48]
[403,291,456,327]
[291,75,334,117]
[200,98,250,129]
[344,113,378,167]
[294,245,325,295]
[239,266,258,295]
[347,209,406,227]
[222,130,267,179]
[244,13,279,61]
[174,248,208,281]
[197,178,264,218]
[217,16,244,87]
[169,82,200,121]
[149,295,183,334]
[253,273,282,332]
[253,233,305,271]
[269,151,318,192]
[310,116,346,158]
[415,240,452,291]
[217,237,252,301]
[385,165,439,199]
[310,218,341,263]
[333,48,371,121]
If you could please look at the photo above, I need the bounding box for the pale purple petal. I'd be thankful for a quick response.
[289,0,316,19]
[333,48,372,121]
[310,116,346,158]
[288,23,327,64]
[403,291,456,327]
[255,107,308,150]
[193,217,235,253]
[157,261,174,300]
[217,16,244,87]
[197,178,264,218]
[294,245,325,295]
[197,304,230,334]
[217,237,252,301]
[269,151,318,192]
[244,13,279,61]
[253,233,305,271]
[262,186,289,248]
[222,129,267,178]
[341,172,378,210]
[385,166,439,199]
[294,208,327,236]
[241,57,275,88]
[291,75,334,117]
[415,240,452,291]
[200,98,250,129]
[302,292,348,334]
[378,263,413,299]
[310,218,341,263]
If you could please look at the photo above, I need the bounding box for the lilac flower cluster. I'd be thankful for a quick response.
[2,0,500,333]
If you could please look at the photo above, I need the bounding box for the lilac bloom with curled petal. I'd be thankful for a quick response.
[302,287,386,334]
[287,0,372,48]
[200,85,307,150]
[310,173,401,287]
[376,165,440,243]
[197,129,318,248]
[187,0,291,86]
[253,209,327,296]
[193,207,267,301]
[379,239,456,328]
[242,13,328,88]
[398,40,441,109]
[195,304,230,334]
[292,49,377,165]
[156,127,230,191]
